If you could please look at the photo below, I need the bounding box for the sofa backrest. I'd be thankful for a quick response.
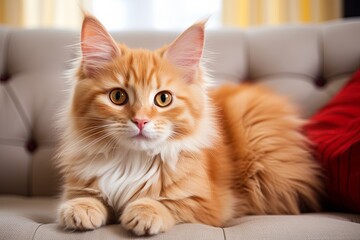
[0,19,359,196]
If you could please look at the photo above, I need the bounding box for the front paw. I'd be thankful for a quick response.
[121,198,175,236]
[58,197,107,231]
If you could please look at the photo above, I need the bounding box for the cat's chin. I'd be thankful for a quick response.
[119,137,161,152]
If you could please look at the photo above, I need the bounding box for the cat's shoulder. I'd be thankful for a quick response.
[210,83,279,105]
[210,82,274,96]
[210,83,298,117]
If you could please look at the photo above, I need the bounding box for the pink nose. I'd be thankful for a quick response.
[131,118,149,131]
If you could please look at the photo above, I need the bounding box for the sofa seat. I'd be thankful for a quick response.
[1,196,360,240]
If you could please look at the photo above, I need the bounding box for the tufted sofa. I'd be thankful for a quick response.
[1,19,360,240]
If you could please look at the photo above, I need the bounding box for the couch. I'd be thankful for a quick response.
[1,18,360,240]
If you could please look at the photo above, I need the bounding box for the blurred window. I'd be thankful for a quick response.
[92,0,222,30]
[0,0,342,29]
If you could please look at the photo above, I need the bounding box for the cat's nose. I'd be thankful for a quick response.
[131,118,149,131]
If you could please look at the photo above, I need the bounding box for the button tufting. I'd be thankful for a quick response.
[26,139,38,153]
[0,73,10,83]
[315,77,327,88]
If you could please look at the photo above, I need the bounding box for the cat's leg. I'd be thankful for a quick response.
[120,198,175,236]
[58,197,109,230]
[121,196,226,236]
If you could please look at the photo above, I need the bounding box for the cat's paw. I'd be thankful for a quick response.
[58,197,107,231]
[121,198,175,236]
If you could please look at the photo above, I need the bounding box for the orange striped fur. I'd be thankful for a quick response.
[57,15,323,236]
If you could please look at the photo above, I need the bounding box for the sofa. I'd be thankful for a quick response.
[1,18,360,240]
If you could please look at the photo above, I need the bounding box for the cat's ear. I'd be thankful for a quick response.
[81,15,120,77]
[164,21,206,83]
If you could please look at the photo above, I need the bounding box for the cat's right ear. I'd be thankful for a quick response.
[81,15,120,77]
[164,21,206,83]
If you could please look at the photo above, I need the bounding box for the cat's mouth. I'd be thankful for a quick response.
[132,133,151,141]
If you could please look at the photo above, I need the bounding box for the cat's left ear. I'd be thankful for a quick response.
[164,21,206,83]
[81,15,120,77]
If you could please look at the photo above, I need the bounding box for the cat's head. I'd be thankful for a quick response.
[70,15,212,156]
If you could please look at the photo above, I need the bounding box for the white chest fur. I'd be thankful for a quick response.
[75,150,161,212]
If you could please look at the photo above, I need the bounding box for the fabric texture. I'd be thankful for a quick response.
[0,215,41,240]
[1,196,360,240]
[225,214,360,240]
[305,69,360,213]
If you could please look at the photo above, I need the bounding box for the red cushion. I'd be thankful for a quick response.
[305,69,360,213]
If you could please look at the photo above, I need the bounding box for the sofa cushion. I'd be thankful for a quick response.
[322,21,360,80]
[0,29,77,196]
[0,196,224,240]
[1,196,360,240]
[305,69,360,213]
[0,216,42,240]
[0,196,59,223]
[226,214,360,240]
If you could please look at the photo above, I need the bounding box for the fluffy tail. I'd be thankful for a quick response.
[212,84,323,216]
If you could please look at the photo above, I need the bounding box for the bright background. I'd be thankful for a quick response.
[0,0,357,30]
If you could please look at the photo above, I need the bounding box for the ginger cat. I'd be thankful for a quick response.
[57,15,322,236]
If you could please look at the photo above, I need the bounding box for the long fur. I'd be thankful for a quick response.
[57,15,323,236]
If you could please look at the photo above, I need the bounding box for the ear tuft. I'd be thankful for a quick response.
[81,15,120,77]
[164,21,206,83]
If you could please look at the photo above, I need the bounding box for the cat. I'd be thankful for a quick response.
[57,15,323,236]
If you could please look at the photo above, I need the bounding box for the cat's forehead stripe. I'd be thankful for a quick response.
[148,68,157,88]
[129,65,139,85]
[119,52,161,89]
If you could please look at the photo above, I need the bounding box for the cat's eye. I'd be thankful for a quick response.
[109,88,128,105]
[154,91,172,107]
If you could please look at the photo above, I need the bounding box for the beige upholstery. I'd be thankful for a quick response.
[1,18,360,239]
[1,196,360,239]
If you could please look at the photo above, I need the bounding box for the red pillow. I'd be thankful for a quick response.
[305,69,360,213]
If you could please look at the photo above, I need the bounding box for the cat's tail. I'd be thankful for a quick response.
[212,83,324,216]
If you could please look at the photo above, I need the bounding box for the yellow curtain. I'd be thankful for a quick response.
[0,0,25,27]
[0,0,91,28]
[223,0,342,27]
